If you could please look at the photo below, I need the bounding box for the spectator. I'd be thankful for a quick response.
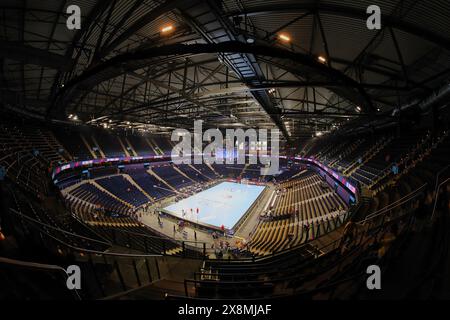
[287,232,294,242]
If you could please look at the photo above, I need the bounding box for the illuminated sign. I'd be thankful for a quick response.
[294,156,358,196]
[52,154,358,197]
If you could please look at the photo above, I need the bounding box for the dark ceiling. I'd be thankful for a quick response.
[1,0,449,141]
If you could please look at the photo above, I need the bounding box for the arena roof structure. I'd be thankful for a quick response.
[2,0,450,305]
[1,0,450,141]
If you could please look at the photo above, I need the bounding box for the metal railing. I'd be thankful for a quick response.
[183,183,427,298]
[362,183,427,222]
[5,210,168,299]
[9,207,208,258]
[0,256,81,300]
[431,177,450,221]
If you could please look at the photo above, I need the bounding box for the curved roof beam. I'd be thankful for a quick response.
[52,41,376,120]
[98,0,184,58]
[225,3,450,51]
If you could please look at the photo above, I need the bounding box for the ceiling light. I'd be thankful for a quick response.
[318,56,327,63]
[278,33,291,42]
[161,25,174,33]
[356,106,361,112]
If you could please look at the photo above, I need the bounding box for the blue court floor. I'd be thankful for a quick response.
[164,181,266,229]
